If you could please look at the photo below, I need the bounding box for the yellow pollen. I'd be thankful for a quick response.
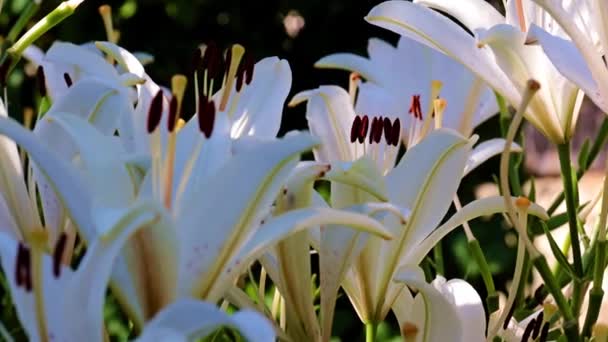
[433,98,447,129]
[98,5,118,44]
[219,44,245,111]
[25,228,50,342]
[175,118,186,131]
[515,196,531,209]
[420,80,443,138]
[163,75,188,209]
[542,303,558,319]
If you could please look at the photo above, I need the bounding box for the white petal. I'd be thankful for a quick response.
[464,139,522,176]
[409,196,549,263]
[175,133,318,300]
[441,279,486,342]
[135,299,275,342]
[528,24,607,112]
[290,86,355,162]
[365,1,521,105]
[415,0,504,30]
[393,266,464,341]
[0,116,96,240]
[228,57,292,138]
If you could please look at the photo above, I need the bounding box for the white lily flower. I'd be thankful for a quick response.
[528,0,608,115]
[365,0,586,143]
[315,35,498,139]
[0,199,160,341]
[391,266,486,342]
[290,86,543,327]
[32,43,394,329]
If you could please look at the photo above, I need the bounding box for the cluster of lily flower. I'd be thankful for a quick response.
[1,0,608,341]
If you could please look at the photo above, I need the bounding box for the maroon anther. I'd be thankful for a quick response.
[147,90,164,133]
[359,115,369,144]
[198,98,216,138]
[63,73,73,88]
[408,95,422,120]
[15,243,32,291]
[350,115,362,143]
[372,117,383,143]
[53,233,67,278]
[36,66,46,97]
[167,95,179,132]
[531,312,544,339]
[369,117,378,144]
[244,53,255,86]
[521,318,535,342]
[538,323,549,342]
[224,48,233,79]
[390,118,401,146]
[203,41,221,80]
[191,48,203,72]
[383,117,392,144]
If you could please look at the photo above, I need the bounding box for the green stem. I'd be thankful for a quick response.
[532,256,579,341]
[495,91,510,137]
[365,321,377,342]
[583,240,607,336]
[4,0,83,77]
[548,118,608,215]
[433,241,444,276]
[6,1,40,43]
[557,141,583,278]
[468,239,498,313]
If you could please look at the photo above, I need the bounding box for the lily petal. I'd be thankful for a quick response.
[365,1,521,105]
[0,116,95,240]
[409,196,549,263]
[393,266,464,342]
[414,0,503,30]
[135,299,275,342]
[464,139,522,176]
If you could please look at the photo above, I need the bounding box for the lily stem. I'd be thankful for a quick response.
[556,141,583,279]
[548,117,608,215]
[365,321,378,342]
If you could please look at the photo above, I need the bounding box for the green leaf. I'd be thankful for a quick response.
[541,221,576,279]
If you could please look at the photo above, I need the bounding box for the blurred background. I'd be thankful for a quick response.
[1,0,606,340]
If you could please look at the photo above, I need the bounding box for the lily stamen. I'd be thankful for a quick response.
[15,243,31,290]
[26,229,50,342]
[433,98,447,129]
[163,75,188,209]
[147,90,164,198]
[521,317,535,342]
[98,5,118,44]
[350,115,362,143]
[219,44,245,111]
[52,233,67,278]
[349,72,360,105]
[515,0,527,33]
[402,322,418,342]
[420,80,443,138]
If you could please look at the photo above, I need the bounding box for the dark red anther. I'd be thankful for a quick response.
[244,52,254,86]
[167,95,178,132]
[503,302,516,329]
[369,117,377,144]
[408,95,422,120]
[538,322,549,342]
[202,41,220,79]
[224,48,233,79]
[373,117,383,143]
[383,117,392,144]
[521,318,535,342]
[191,47,203,73]
[531,312,544,339]
[15,244,26,287]
[36,66,46,97]
[63,73,73,88]
[53,233,67,278]
[235,62,245,93]
[198,98,216,138]
[350,115,362,143]
[358,115,369,144]
[147,90,164,133]
[390,118,401,146]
